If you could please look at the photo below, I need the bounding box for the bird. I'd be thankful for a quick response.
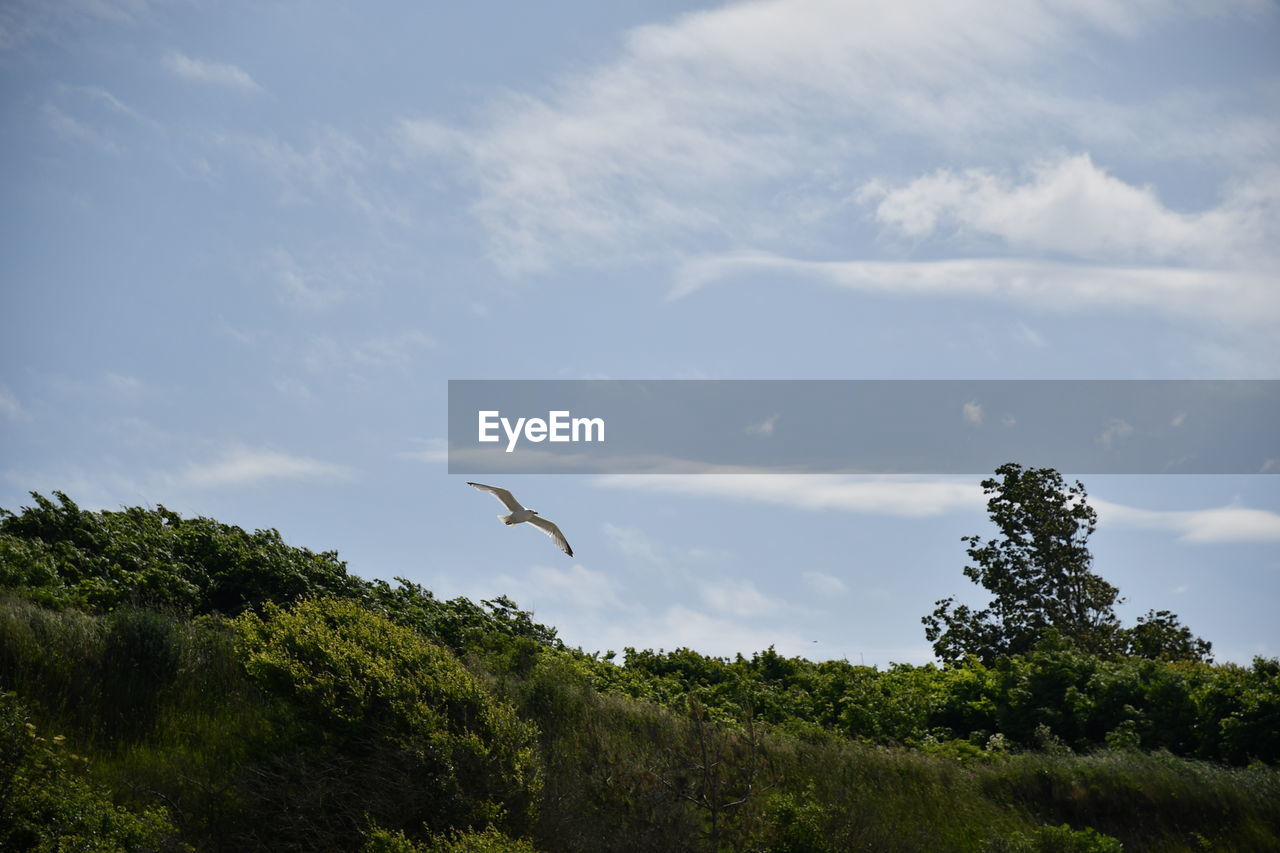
[466,482,573,557]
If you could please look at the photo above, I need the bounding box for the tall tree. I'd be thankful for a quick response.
[923,463,1122,664]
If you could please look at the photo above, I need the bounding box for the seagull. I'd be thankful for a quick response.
[466,482,573,557]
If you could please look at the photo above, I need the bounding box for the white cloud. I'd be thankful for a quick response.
[65,84,145,119]
[219,130,407,227]
[463,567,810,658]
[598,474,1280,545]
[1,466,149,511]
[802,570,847,596]
[860,154,1278,268]
[2,0,164,49]
[41,103,120,153]
[621,605,812,658]
[670,253,1279,329]
[962,401,983,426]
[397,0,1268,273]
[271,248,349,309]
[596,474,983,517]
[0,384,28,422]
[175,447,352,488]
[46,371,146,399]
[600,522,736,583]
[399,438,449,464]
[745,413,779,437]
[1014,321,1049,348]
[397,118,466,156]
[496,563,628,612]
[1095,498,1280,543]
[602,522,667,565]
[163,50,261,91]
[1097,419,1134,450]
[102,372,143,396]
[700,578,777,617]
[348,331,437,369]
[302,330,435,374]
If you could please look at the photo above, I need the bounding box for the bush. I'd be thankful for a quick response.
[233,598,540,844]
[0,491,363,615]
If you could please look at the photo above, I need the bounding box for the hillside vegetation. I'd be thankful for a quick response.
[2,490,1278,852]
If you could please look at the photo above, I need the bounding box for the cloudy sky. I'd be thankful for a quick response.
[2,0,1278,665]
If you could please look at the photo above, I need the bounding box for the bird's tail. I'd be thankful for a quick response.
[499,513,515,525]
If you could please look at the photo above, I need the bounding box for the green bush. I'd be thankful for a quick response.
[0,491,363,614]
[233,597,540,842]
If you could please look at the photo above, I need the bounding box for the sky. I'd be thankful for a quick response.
[1,0,1278,667]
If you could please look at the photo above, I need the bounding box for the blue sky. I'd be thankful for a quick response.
[1,0,1277,666]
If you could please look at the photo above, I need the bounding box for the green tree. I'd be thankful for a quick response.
[1123,609,1212,663]
[923,463,1122,665]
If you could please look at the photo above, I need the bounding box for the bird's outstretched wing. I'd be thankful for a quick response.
[529,515,573,557]
[467,482,524,512]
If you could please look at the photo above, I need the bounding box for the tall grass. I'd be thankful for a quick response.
[980,750,1280,852]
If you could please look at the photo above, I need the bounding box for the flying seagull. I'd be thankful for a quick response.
[466,481,574,557]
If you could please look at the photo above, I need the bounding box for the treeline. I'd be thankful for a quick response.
[592,643,1280,766]
[2,491,1279,852]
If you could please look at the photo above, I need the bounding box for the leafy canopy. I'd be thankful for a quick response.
[924,463,1121,665]
[923,464,1211,666]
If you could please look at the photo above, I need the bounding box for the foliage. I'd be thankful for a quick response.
[365,578,560,661]
[924,463,1121,664]
[923,464,1211,666]
[983,824,1124,853]
[0,691,185,852]
[0,492,563,661]
[2,491,1278,851]
[1124,610,1212,663]
[234,597,540,842]
[0,491,363,615]
[581,641,1280,766]
[364,825,541,853]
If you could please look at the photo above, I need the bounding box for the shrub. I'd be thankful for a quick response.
[0,491,363,615]
[233,598,540,844]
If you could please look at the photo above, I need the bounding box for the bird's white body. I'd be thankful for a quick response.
[467,482,574,557]
[501,509,537,525]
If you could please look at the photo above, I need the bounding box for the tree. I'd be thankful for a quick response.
[1124,609,1212,663]
[923,463,1123,665]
